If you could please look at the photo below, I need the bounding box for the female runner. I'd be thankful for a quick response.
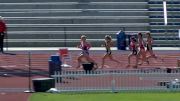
[145,32,164,62]
[76,35,98,69]
[101,35,121,68]
[127,36,138,68]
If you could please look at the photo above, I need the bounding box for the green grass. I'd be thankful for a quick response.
[29,92,180,101]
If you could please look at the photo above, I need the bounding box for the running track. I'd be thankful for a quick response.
[0,50,179,101]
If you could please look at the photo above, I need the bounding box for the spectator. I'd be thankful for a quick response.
[0,16,7,53]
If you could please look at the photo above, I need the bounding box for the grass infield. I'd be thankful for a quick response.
[29,92,180,101]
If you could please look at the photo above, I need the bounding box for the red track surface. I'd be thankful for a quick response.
[0,51,179,101]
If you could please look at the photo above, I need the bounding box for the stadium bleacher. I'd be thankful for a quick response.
[149,0,180,47]
[0,0,179,47]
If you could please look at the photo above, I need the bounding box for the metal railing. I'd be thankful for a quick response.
[0,51,50,92]
[52,69,180,93]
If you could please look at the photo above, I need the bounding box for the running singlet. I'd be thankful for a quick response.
[139,40,145,50]
[146,38,153,51]
[105,42,112,55]
[130,42,137,55]
[80,41,90,55]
